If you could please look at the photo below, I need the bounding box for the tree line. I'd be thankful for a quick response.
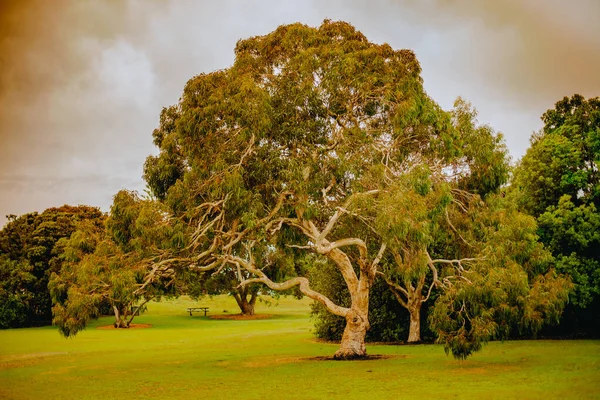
[1,21,597,359]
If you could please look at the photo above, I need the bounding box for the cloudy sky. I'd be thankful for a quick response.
[1,0,599,227]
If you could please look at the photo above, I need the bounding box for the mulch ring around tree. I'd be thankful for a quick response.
[96,324,153,330]
[209,314,275,320]
[309,354,401,361]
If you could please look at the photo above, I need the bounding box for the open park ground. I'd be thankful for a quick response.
[1,296,599,400]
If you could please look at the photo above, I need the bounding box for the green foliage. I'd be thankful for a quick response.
[451,98,510,197]
[144,20,457,223]
[0,206,104,328]
[143,105,185,201]
[0,257,34,328]
[537,196,600,307]
[514,94,600,215]
[370,98,510,344]
[50,191,183,337]
[429,198,572,359]
[512,94,600,335]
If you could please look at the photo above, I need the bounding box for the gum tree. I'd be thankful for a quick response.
[143,21,569,359]
[375,98,511,343]
[144,20,467,359]
[50,191,182,336]
[429,196,572,358]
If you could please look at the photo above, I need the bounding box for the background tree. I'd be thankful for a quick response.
[331,97,510,344]
[50,191,184,336]
[309,98,512,344]
[512,94,600,336]
[429,195,572,358]
[0,206,104,328]
[372,168,459,344]
[185,266,262,316]
[0,256,35,328]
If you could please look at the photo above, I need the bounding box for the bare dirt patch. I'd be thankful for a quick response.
[311,338,408,346]
[209,314,275,320]
[231,354,401,369]
[96,323,152,330]
[309,354,401,361]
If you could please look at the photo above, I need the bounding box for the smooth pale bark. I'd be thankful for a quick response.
[398,296,423,343]
[232,242,379,359]
[382,273,425,343]
[407,303,422,343]
[229,213,385,359]
[327,244,375,359]
[112,305,130,329]
[335,308,370,359]
[379,250,448,344]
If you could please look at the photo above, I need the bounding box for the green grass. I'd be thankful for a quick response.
[1,296,599,399]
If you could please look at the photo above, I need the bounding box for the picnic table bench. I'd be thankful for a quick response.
[187,307,209,316]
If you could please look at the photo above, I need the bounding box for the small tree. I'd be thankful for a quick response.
[429,196,572,358]
[50,191,182,336]
[375,98,510,343]
[0,256,35,328]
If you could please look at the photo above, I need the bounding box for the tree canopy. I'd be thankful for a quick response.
[512,94,600,335]
[50,191,184,336]
[0,206,104,328]
[140,20,569,359]
[514,94,600,217]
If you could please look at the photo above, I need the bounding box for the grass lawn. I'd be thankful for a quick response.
[1,295,599,399]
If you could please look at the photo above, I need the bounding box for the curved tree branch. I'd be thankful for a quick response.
[227,255,349,318]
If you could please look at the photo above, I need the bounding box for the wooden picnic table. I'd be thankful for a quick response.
[187,307,209,316]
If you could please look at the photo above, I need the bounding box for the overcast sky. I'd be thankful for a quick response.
[1,0,599,227]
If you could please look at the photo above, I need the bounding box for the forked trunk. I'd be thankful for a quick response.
[239,299,255,315]
[233,288,258,315]
[233,233,381,360]
[407,304,421,343]
[113,306,130,329]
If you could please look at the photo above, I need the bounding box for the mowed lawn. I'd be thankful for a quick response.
[1,296,599,400]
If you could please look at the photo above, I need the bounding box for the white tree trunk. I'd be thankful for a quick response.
[227,226,385,360]
[112,305,130,329]
[407,304,421,343]
[334,309,369,359]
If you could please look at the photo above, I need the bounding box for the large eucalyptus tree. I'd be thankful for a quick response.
[144,21,569,358]
[144,20,461,358]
